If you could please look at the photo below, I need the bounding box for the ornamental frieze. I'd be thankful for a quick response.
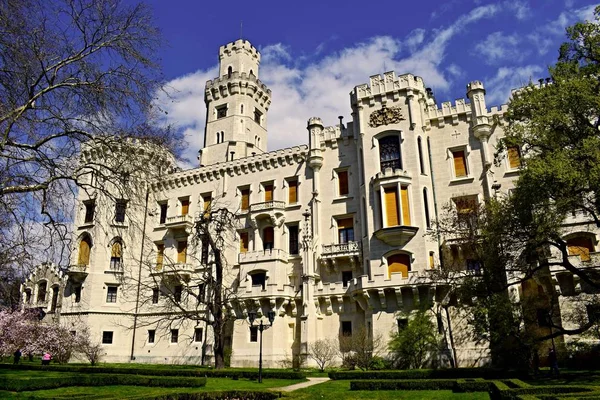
[368,105,405,128]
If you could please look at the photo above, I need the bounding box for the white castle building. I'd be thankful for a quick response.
[21,39,598,367]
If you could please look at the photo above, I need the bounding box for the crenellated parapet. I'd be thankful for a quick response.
[151,145,308,191]
[351,72,426,106]
[205,71,272,110]
[219,40,260,62]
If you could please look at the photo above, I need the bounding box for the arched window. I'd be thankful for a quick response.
[221,132,225,143]
[227,66,232,78]
[78,235,92,266]
[240,104,244,114]
[417,137,425,174]
[110,240,123,270]
[379,136,402,171]
[387,254,411,278]
[567,235,595,262]
[263,226,274,251]
[216,132,220,144]
[249,69,254,76]
[423,188,431,229]
[50,286,59,312]
[37,281,47,303]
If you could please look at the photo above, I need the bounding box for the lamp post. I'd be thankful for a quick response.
[248,310,275,383]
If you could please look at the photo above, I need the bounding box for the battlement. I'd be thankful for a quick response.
[219,39,261,62]
[352,72,426,101]
[151,145,308,191]
[466,80,485,94]
[205,71,272,110]
[424,98,509,123]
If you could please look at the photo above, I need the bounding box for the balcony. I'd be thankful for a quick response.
[249,201,286,213]
[238,249,289,264]
[68,264,89,282]
[164,214,194,230]
[237,283,295,300]
[375,226,419,246]
[151,263,194,281]
[322,241,361,258]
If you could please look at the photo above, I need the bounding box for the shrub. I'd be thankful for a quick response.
[488,380,594,400]
[350,379,456,391]
[454,378,493,392]
[329,368,529,380]
[0,374,207,392]
[388,310,440,369]
[150,391,281,400]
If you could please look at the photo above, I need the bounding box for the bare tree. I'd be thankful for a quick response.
[308,338,337,372]
[0,0,175,291]
[338,327,385,371]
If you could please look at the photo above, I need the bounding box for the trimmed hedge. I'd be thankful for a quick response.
[149,391,281,400]
[0,363,305,380]
[488,380,596,400]
[454,378,493,392]
[329,368,529,380]
[350,379,458,391]
[0,373,207,392]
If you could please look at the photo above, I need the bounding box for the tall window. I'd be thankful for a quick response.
[106,286,118,303]
[37,281,47,303]
[567,236,595,262]
[239,231,249,253]
[337,218,354,244]
[50,286,59,312]
[454,196,478,227]
[387,253,411,278]
[174,285,183,302]
[152,287,159,304]
[84,200,95,224]
[148,330,155,344]
[452,149,468,178]
[379,136,402,171]
[194,328,203,342]
[250,326,258,342]
[254,108,262,124]
[288,179,298,204]
[384,187,399,227]
[263,227,274,250]
[180,198,190,216]
[115,200,127,223]
[201,236,209,265]
[74,285,81,303]
[288,225,299,255]
[263,183,274,202]
[507,146,522,169]
[417,137,425,174]
[177,241,187,263]
[241,188,250,211]
[110,240,122,270]
[401,186,411,226]
[337,170,349,196]
[202,193,212,217]
[429,251,435,269]
[171,329,179,343]
[423,188,431,229]
[156,244,164,269]
[25,289,32,304]
[341,321,352,337]
[159,203,168,224]
[227,66,232,78]
[78,235,92,266]
[342,271,353,288]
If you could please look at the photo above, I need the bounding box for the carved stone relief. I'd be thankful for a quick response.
[368,105,405,128]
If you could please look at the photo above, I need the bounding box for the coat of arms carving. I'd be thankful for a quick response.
[368,105,405,128]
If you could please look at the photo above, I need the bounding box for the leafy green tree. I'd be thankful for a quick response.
[388,311,440,369]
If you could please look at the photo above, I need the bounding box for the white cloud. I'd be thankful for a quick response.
[485,65,544,105]
[505,1,531,20]
[475,32,524,64]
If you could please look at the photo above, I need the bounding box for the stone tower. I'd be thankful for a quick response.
[200,40,272,166]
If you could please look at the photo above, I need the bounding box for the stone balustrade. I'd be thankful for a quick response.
[238,249,288,264]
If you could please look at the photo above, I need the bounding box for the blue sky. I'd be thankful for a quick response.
[136,0,599,165]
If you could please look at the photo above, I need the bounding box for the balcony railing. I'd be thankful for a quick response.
[238,249,289,264]
[322,241,361,258]
[164,214,194,229]
[249,201,286,213]
[151,263,194,280]
[67,264,89,281]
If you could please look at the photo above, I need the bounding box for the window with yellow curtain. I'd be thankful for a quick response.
[77,236,92,266]
[264,183,274,202]
[110,240,122,270]
[239,231,249,253]
[567,236,595,262]
[180,198,190,216]
[156,244,164,270]
[384,187,399,227]
[240,188,250,211]
[288,179,298,204]
[452,149,467,177]
[507,146,522,169]
[338,170,349,196]
[177,241,187,263]
[263,227,274,250]
[203,193,212,217]
[400,186,411,226]
[387,254,410,278]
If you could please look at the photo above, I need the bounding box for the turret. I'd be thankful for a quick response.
[200,40,272,166]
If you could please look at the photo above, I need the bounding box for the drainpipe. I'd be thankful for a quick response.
[130,188,150,361]
[427,137,442,256]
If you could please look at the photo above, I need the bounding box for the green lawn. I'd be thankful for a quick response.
[290,380,490,400]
